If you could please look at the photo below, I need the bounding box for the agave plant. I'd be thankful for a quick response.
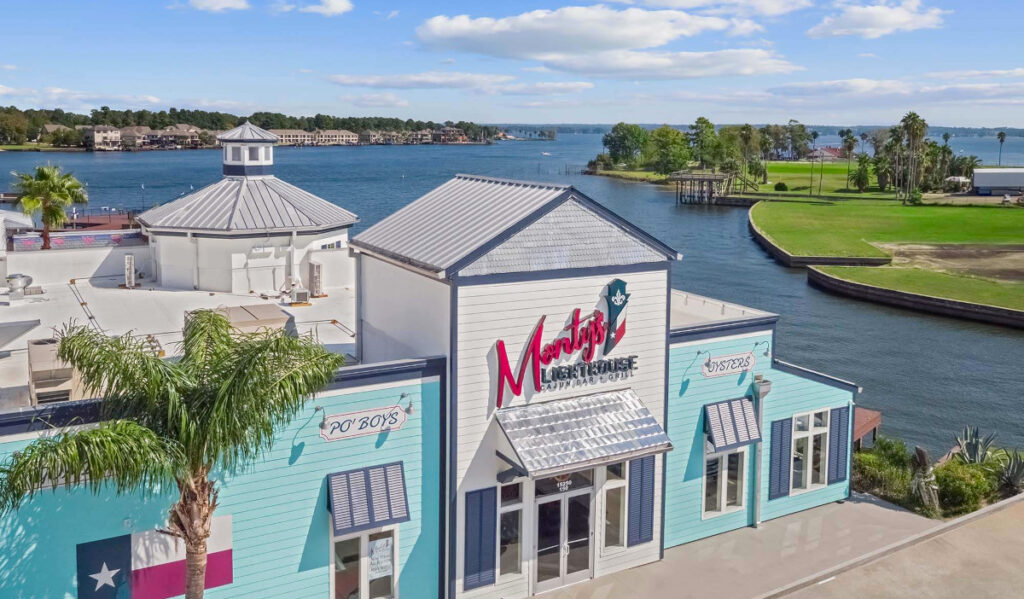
[956,426,997,465]
[1001,449,1024,494]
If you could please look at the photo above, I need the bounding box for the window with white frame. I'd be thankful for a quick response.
[499,482,522,577]
[792,410,829,493]
[248,146,260,161]
[230,146,241,161]
[332,528,398,599]
[703,447,746,517]
[603,462,627,551]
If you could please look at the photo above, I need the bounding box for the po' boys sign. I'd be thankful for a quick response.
[702,351,756,378]
[493,278,638,408]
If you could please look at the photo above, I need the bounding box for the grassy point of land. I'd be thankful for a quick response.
[818,266,1024,311]
[590,169,670,183]
[750,200,1024,258]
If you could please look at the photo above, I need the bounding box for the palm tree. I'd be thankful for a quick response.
[0,311,343,599]
[872,154,893,190]
[842,134,857,188]
[997,131,1006,166]
[12,164,88,249]
[899,112,928,203]
[811,130,819,148]
[849,154,872,192]
[859,131,869,154]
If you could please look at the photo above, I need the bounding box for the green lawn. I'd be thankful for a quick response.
[591,170,669,183]
[818,266,1024,311]
[0,143,60,151]
[750,200,1024,257]
[763,160,894,199]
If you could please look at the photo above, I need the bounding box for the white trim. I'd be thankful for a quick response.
[700,444,748,519]
[497,482,524,581]
[328,520,402,599]
[669,329,772,348]
[789,409,830,496]
[599,462,628,556]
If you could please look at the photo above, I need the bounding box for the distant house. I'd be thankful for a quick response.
[40,123,71,136]
[120,126,153,149]
[83,125,121,151]
[433,126,466,144]
[807,146,843,160]
[408,129,433,144]
[270,129,316,145]
[381,131,405,145]
[359,130,383,145]
[314,129,358,145]
[149,125,201,148]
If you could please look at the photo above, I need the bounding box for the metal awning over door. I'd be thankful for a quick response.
[494,389,672,478]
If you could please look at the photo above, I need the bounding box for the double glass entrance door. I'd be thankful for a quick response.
[535,490,592,593]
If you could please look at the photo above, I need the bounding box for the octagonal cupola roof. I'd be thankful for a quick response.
[218,121,278,177]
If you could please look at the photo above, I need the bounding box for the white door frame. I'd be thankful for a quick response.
[532,488,593,594]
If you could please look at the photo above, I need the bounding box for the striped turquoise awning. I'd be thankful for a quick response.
[704,398,761,453]
[327,462,410,536]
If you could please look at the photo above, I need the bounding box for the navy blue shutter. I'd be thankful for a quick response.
[768,418,792,500]
[828,406,851,484]
[463,487,497,590]
[627,455,655,546]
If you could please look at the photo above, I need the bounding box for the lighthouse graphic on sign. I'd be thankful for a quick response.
[603,278,629,354]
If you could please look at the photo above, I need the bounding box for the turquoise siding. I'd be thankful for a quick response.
[0,378,442,599]
[664,331,854,549]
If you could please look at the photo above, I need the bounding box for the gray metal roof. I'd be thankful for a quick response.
[138,176,358,233]
[217,121,279,142]
[495,389,673,478]
[704,398,761,453]
[460,198,668,276]
[351,174,571,273]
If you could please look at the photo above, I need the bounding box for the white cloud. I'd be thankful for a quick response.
[188,0,250,12]
[300,0,353,16]
[418,6,753,57]
[416,5,791,80]
[373,9,399,19]
[522,66,554,73]
[807,1,947,39]
[0,84,34,97]
[857,52,879,59]
[440,58,455,64]
[541,48,799,79]
[329,71,514,89]
[298,68,313,73]
[640,0,813,17]
[491,81,595,95]
[41,87,162,106]
[925,68,1024,79]
[0,64,16,71]
[769,78,908,96]
[341,92,410,108]
[270,1,296,13]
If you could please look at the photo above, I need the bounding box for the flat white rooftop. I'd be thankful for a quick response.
[669,289,775,329]
[0,275,355,413]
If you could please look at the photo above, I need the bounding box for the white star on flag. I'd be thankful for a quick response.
[89,562,119,591]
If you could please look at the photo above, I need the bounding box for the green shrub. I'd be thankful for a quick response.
[872,436,911,468]
[853,451,911,500]
[774,181,788,191]
[934,462,998,516]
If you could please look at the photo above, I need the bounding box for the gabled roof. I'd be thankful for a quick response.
[350,174,678,277]
[138,176,358,234]
[217,121,279,143]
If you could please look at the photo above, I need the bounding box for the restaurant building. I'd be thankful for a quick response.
[0,124,859,599]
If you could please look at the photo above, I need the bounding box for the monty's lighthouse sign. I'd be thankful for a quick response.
[493,279,638,408]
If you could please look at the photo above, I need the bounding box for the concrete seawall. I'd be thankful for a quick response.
[808,267,1024,329]
[746,207,891,267]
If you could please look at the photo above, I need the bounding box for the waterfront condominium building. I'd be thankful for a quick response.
[82,125,122,150]
[315,129,359,145]
[270,129,317,145]
[0,123,859,598]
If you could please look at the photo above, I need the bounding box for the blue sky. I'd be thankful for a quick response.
[0,0,1019,126]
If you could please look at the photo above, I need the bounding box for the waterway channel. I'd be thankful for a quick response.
[1,133,1020,454]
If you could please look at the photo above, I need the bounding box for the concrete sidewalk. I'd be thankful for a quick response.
[550,493,935,599]
[788,498,1024,599]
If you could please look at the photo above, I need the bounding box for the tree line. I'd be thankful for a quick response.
[0,104,500,145]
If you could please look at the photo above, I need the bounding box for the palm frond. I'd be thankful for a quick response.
[202,330,342,471]
[179,310,234,385]
[0,420,182,511]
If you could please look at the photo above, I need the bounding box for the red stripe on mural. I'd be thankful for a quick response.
[612,320,626,349]
[131,549,233,599]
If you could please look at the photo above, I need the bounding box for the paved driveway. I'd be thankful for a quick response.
[549,493,935,599]
[788,498,1024,599]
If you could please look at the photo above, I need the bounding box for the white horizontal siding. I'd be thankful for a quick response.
[452,269,668,599]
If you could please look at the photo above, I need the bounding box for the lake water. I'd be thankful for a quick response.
[2,135,1021,455]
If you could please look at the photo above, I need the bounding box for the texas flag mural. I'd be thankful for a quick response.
[603,278,630,354]
[76,515,232,599]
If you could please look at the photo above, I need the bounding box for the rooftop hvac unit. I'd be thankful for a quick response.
[309,261,326,298]
[124,254,136,288]
[290,287,311,305]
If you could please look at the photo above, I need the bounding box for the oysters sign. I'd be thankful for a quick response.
[493,278,638,408]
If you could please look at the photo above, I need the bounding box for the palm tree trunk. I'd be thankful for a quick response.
[186,539,208,599]
[41,223,51,250]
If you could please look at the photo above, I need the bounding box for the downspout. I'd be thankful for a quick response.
[752,373,772,528]
[190,232,199,290]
